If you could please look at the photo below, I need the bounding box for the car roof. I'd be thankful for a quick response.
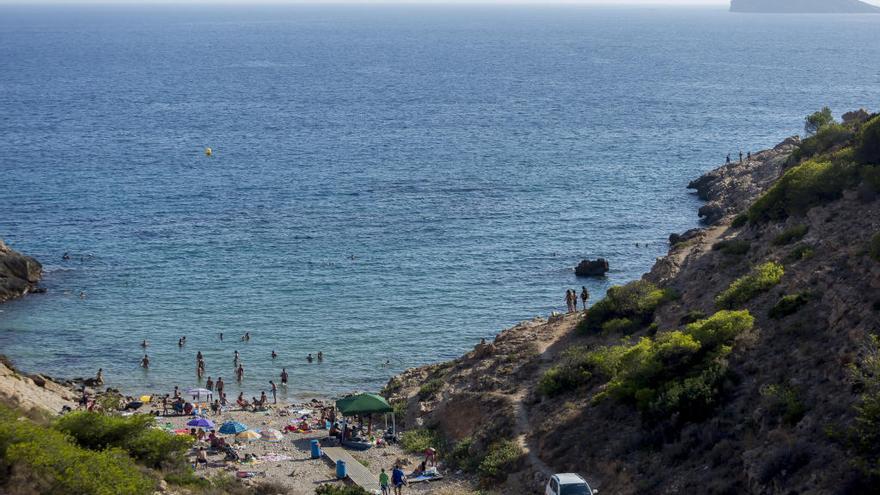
[554,473,587,485]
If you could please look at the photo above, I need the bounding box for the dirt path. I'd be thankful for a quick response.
[507,314,580,477]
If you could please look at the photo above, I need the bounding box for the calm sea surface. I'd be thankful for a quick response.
[1,5,878,400]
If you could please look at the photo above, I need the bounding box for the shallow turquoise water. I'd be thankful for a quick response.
[1,4,878,400]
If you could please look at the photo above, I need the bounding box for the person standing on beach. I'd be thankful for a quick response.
[580,286,590,311]
[281,368,288,385]
[216,377,224,396]
[95,368,104,385]
[206,376,214,392]
[141,354,150,368]
[270,380,277,404]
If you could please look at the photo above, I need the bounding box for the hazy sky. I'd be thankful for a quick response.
[1,0,879,6]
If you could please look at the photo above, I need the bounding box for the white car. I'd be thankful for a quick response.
[546,473,596,495]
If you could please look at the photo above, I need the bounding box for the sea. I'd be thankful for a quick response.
[1,4,878,401]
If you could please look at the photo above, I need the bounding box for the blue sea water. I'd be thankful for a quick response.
[1,4,878,400]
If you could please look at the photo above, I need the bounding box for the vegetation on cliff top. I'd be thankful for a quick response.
[715,262,784,309]
[578,280,676,334]
[750,112,880,223]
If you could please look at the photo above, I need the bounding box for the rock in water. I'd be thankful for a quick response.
[0,239,43,303]
[575,258,609,277]
[731,0,880,13]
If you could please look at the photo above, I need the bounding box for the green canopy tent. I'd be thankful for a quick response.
[335,393,394,437]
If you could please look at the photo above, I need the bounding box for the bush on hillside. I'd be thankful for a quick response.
[55,412,191,469]
[846,335,880,478]
[477,440,523,482]
[715,262,784,309]
[538,345,626,397]
[769,294,810,319]
[0,405,154,495]
[856,115,880,165]
[447,437,479,472]
[579,280,676,334]
[790,123,854,165]
[760,383,807,426]
[772,225,809,246]
[870,233,880,263]
[731,214,749,228]
[786,244,815,263]
[804,107,835,136]
[749,156,860,222]
[579,311,755,421]
[418,379,444,400]
[712,239,751,256]
[400,428,442,454]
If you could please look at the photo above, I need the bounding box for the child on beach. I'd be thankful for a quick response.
[379,468,390,495]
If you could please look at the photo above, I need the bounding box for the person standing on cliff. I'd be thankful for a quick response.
[739,151,743,163]
[564,290,572,313]
[726,154,731,164]
[580,286,590,311]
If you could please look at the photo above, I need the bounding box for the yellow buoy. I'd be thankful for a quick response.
[204,147,213,157]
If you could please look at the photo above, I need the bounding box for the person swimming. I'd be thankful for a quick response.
[219,332,223,341]
[280,368,288,385]
[306,353,313,363]
[317,351,323,362]
[141,339,148,348]
[141,355,150,368]
[271,350,277,359]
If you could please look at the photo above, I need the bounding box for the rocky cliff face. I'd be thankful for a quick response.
[387,130,880,494]
[731,0,880,13]
[0,239,43,303]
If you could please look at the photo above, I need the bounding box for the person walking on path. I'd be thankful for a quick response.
[580,286,590,311]
[379,468,390,495]
[392,465,407,495]
[270,380,277,404]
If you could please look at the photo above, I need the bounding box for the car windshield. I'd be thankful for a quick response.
[560,484,589,495]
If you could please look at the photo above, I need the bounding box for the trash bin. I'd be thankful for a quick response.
[336,460,346,479]
[310,439,321,459]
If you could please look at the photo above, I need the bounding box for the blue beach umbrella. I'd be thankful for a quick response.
[219,421,248,434]
[187,418,215,429]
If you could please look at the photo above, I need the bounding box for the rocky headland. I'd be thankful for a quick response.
[0,239,43,303]
[731,0,880,14]
[384,110,880,494]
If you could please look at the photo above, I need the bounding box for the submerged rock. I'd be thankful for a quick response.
[0,239,43,303]
[575,258,609,277]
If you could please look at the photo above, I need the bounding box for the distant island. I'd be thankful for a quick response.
[731,0,880,13]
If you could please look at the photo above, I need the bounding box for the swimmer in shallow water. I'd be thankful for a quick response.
[141,355,150,368]
[306,353,313,363]
[141,339,148,348]
[271,350,277,359]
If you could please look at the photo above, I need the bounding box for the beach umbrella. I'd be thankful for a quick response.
[219,421,248,434]
[236,430,261,441]
[259,428,283,442]
[187,418,215,429]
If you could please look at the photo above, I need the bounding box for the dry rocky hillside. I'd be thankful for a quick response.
[385,111,880,494]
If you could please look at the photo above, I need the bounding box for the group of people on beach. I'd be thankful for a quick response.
[565,286,590,313]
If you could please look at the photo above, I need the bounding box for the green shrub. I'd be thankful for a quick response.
[163,470,211,489]
[772,225,809,246]
[597,311,754,420]
[715,262,784,309]
[846,335,880,478]
[0,405,154,495]
[538,345,626,397]
[760,383,806,426]
[418,379,444,400]
[579,280,675,334]
[856,115,880,165]
[804,107,835,136]
[769,294,810,319]
[712,239,751,255]
[749,157,859,222]
[55,412,191,469]
[478,440,523,482]
[786,244,815,263]
[400,428,441,454]
[870,233,880,263]
[731,214,748,228]
[601,317,637,334]
[315,485,371,495]
[447,437,479,472]
[792,123,853,163]
[680,310,707,325]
